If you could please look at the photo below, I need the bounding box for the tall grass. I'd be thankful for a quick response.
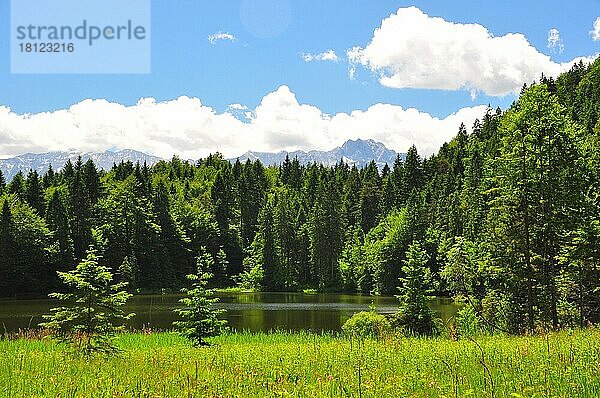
[1,329,600,397]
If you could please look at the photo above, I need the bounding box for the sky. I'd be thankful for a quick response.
[0,0,599,159]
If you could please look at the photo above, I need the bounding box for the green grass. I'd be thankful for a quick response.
[2,329,600,397]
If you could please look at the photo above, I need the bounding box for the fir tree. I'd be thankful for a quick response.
[40,247,133,355]
[393,241,438,336]
[174,247,227,346]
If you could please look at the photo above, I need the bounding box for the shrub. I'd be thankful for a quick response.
[342,311,391,338]
[455,304,480,338]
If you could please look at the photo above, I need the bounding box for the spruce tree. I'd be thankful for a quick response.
[0,199,14,296]
[174,247,227,346]
[40,247,133,355]
[0,170,5,194]
[25,169,44,215]
[7,171,25,201]
[393,241,437,336]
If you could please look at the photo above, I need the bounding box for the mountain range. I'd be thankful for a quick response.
[0,149,162,181]
[0,139,403,180]
[231,139,403,169]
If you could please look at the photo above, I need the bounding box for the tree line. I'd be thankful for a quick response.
[1,58,599,334]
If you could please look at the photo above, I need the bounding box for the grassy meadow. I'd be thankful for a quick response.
[2,329,600,397]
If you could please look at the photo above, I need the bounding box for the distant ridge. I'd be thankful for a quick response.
[0,149,162,180]
[231,139,404,169]
[0,139,405,181]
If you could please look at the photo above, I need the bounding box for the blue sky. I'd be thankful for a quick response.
[0,0,599,158]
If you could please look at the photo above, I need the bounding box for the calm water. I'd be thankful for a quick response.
[0,292,460,333]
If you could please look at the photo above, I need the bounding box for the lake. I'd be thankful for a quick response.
[0,292,461,333]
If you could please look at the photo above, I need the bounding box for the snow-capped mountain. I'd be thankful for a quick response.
[232,139,404,169]
[0,149,162,180]
[0,139,403,181]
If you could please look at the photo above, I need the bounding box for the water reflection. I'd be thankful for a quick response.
[0,292,460,333]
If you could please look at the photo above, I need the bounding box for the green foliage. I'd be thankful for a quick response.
[454,304,481,338]
[393,241,439,336]
[3,56,600,338]
[342,310,391,338]
[39,247,133,355]
[174,247,227,346]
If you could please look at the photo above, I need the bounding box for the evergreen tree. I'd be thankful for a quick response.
[40,247,133,355]
[0,170,5,194]
[310,178,343,290]
[404,145,422,198]
[7,171,25,201]
[174,247,227,346]
[26,169,45,215]
[393,241,437,336]
[83,159,101,204]
[46,190,75,273]
[0,199,14,296]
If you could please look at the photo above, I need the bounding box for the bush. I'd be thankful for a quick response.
[342,311,391,338]
[455,304,480,338]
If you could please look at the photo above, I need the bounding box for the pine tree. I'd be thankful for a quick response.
[83,159,101,204]
[118,254,139,292]
[0,170,5,194]
[271,191,293,289]
[486,83,582,332]
[256,197,281,290]
[69,159,93,260]
[46,190,75,273]
[174,247,227,346]
[404,145,422,198]
[40,247,133,355]
[342,165,361,228]
[359,161,381,232]
[7,171,25,201]
[310,178,343,290]
[42,164,56,188]
[26,169,45,215]
[0,199,14,296]
[393,241,437,336]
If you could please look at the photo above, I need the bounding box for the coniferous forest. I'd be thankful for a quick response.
[1,59,600,335]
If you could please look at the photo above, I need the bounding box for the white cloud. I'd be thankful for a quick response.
[228,103,248,111]
[208,31,237,45]
[591,17,600,41]
[348,7,596,96]
[302,50,340,62]
[547,28,564,54]
[0,86,487,159]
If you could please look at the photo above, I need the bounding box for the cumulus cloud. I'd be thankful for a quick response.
[348,7,596,97]
[547,28,564,54]
[208,31,237,44]
[0,86,487,159]
[592,17,600,41]
[302,50,340,62]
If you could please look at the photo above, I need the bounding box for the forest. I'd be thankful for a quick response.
[1,58,599,335]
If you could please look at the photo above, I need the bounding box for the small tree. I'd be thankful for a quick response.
[118,253,139,292]
[393,241,438,336]
[174,247,227,346]
[40,246,133,355]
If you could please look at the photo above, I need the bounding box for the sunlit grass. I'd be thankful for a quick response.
[2,329,600,397]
